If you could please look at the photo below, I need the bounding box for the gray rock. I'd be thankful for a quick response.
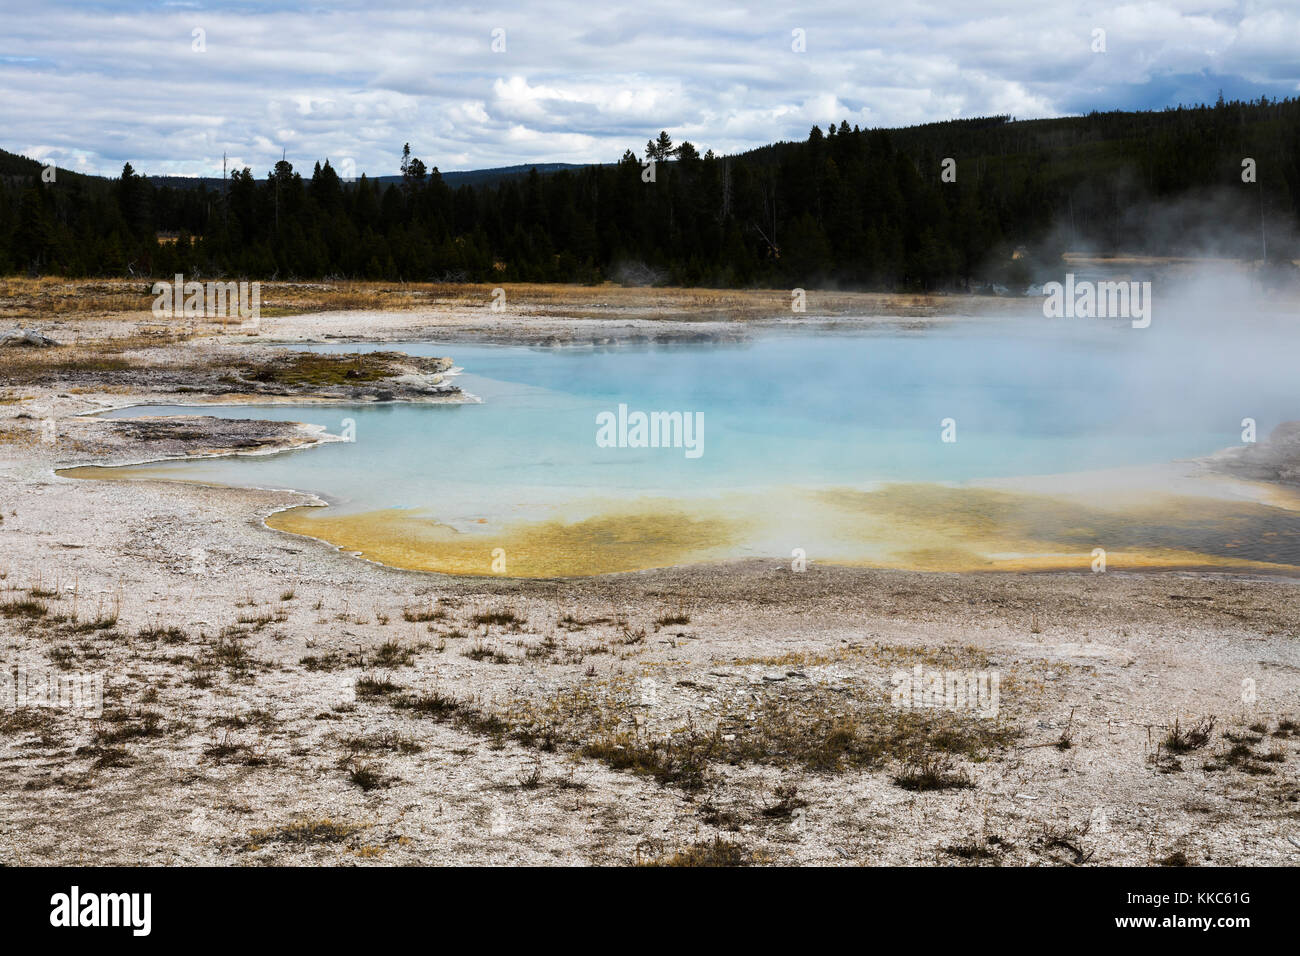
[1,328,59,347]
[1212,421,1300,485]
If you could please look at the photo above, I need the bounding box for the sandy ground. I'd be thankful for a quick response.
[2,287,1299,866]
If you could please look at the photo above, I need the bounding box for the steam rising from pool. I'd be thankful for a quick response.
[79,276,1300,575]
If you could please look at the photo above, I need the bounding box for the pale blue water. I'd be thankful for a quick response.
[96,318,1299,527]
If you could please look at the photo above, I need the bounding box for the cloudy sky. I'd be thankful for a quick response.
[2,1,1298,179]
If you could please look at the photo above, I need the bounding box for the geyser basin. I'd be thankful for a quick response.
[68,320,1300,576]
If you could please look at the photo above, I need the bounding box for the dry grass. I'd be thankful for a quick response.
[1163,717,1216,754]
[248,817,362,846]
[0,331,191,384]
[470,607,525,629]
[1,596,49,619]
[635,836,760,867]
[377,676,1016,793]
[227,351,431,389]
[355,673,403,698]
[892,753,976,792]
[0,276,987,324]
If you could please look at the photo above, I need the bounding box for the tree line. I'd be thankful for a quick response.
[2,95,1298,290]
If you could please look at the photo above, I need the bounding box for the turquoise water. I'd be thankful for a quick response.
[81,314,1300,573]
[97,319,1297,527]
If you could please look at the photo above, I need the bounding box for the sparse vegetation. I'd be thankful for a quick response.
[470,607,524,629]
[346,762,390,792]
[943,838,1002,861]
[392,690,460,718]
[1164,717,1216,754]
[636,837,757,867]
[654,610,691,629]
[354,673,402,698]
[761,783,807,819]
[92,709,165,746]
[202,634,259,677]
[463,643,511,664]
[249,818,361,846]
[339,731,421,756]
[300,651,344,672]
[1034,822,1094,866]
[892,754,975,792]
[371,639,416,668]
[402,599,447,623]
[367,677,1015,795]
[137,624,187,643]
[1056,708,1075,751]
[1,597,48,619]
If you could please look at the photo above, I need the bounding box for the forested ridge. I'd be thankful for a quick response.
[3,95,1298,290]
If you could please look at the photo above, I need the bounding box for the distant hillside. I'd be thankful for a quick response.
[372,163,589,189]
[0,148,95,186]
[0,155,590,192]
[3,96,1298,287]
[0,148,42,178]
[139,163,589,191]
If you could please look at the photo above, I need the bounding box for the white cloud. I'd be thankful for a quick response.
[0,0,1295,177]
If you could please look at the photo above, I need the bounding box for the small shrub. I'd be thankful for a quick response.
[354,673,402,698]
[892,754,974,792]
[1164,717,1215,754]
